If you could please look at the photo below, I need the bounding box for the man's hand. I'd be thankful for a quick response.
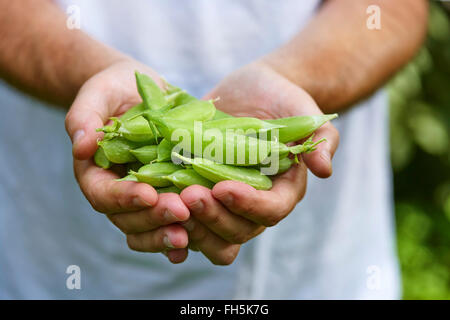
[65,59,191,264]
[180,61,339,265]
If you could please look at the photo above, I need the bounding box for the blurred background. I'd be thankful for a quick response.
[388,2,450,299]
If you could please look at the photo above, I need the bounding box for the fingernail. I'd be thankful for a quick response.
[221,194,234,206]
[320,150,333,171]
[320,149,331,164]
[163,209,178,222]
[189,200,204,213]
[163,235,174,248]
[181,219,195,232]
[72,130,85,145]
[133,197,152,207]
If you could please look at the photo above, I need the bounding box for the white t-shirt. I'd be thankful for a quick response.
[0,0,400,299]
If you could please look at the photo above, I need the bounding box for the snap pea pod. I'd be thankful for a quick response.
[257,157,294,175]
[212,109,233,120]
[142,99,216,123]
[94,146,112,169]
[171,92,197,106]
[98,116,157,142]
[130,162,181,187]
[135,71,167,110]
[276,157,294,174]
[98,137,145,164]
[135,71,187,110]
[173,153,272,190]
[156,186,182,194]
[157,138,173,162]
[130,145,158,164]
[115,174,139,182]
[127,161,144,172]
[150,117,324,165]
[163,81,182,95]
[162,81,197,106]
[203,117,284,133]
[164,169,215,190]
[265,114,338,143]
[120,103,146,121]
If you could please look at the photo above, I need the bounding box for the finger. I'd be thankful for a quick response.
[212,160,307,227]
[65,82,114,160]
[74,159,158,214]
[183,218,240,266]
[126,224,188,253]
[107,193,190,234]
[166,248,189,264]
[180,186,265,244]
[302,122,340,178]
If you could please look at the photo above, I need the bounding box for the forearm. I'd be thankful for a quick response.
[263,0,428,113]
[0,0,126,107]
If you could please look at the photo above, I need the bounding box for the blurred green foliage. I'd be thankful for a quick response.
[388,3,450,300]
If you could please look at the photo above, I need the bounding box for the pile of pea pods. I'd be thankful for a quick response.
[94,71,338,192]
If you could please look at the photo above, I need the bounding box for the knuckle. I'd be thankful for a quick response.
[228,231,248,244]
[143,209,157,228]
[126,235,139,251]
[189,225,208,244]
[238,198,258,216]
[64,111,73,133]
[262,214,281,227]
[201,209,221,227]
[108,214,132,235]
[212,246,239,266]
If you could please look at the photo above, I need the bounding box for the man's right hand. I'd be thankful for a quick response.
[65,59,191,264]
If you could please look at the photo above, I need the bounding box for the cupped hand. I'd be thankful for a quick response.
[180,61,339,264]
[65,59,190,263]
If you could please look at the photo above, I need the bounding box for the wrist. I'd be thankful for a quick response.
[260,50,345,114]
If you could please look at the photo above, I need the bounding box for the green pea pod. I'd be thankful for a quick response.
[161,80,196,107]
[265,114,338,143]
[130,145,158,164]
[135,71,167,110]
[98,137,143,164]
[97,116,158,143]
[94,146,112,169]
[130,162,181,187]
[171,92,197,107]
[163,99,216,122]
[119,116,157,142]
[120,103,147,121]
[157,138,173,162]
[173,153,272,191]
[164,169,215,190]
[156,186,182,194]
[257,156,294,175]
[276,157,294,174]
[149,117,324,165]
[203,117,284,133]
[163,81,182,95]
[127,161,144,172]
[212,109,233,120]
[115,174,139,182]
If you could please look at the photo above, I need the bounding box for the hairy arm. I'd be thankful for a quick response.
[264,0,428,113]
[0,0,125,106]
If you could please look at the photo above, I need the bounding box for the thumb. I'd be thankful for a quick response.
[302,122,339,178]
[65,85,111,160]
